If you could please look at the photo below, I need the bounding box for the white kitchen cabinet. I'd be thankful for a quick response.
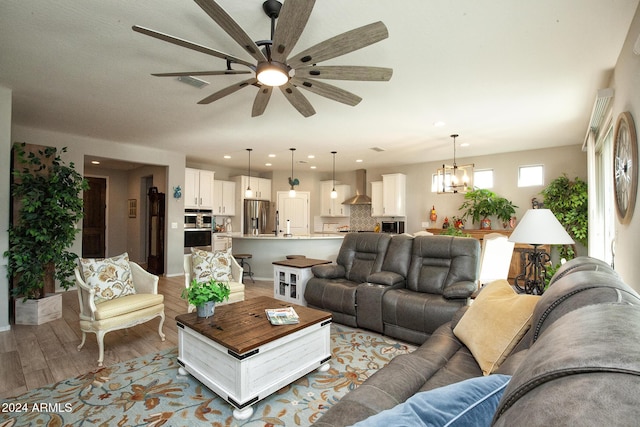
[236,176,271,201]
[370,181,384,217]
[213,234,231,251]
[184,168,214,209]
[213,180,236,216]
[320,181,351,217]
[382,173,406,217]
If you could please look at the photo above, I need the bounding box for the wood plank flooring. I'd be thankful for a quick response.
[0,276,273,399]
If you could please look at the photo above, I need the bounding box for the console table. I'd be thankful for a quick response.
[273,258,331,305]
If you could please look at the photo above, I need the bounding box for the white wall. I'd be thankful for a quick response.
[0,87,11,331]
[365,144,587,235]
[609,5,640,288]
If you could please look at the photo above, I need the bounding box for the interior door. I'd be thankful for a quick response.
[277,191,309,235]
[82,177,106,258]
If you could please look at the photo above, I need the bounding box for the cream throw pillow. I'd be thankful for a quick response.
[79,252,136,304]
[191,247,233,283]
[453,279,540,375]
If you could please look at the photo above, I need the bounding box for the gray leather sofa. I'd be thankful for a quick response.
[304,233,481,344]
[304,232,392,326]
[313,257,640,426]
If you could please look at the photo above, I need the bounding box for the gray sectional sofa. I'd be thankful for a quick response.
[313,256,640,426]
[304,232,481,344]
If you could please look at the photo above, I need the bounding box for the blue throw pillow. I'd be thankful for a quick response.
[350,374,511,427]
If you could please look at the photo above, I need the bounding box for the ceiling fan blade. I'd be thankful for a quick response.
[252,86,273,117]
[132,25,255,68]
[194,0,267,63]
[271,0,316,63]
[197,78,257,104]
[287,21,389,69]
[291,77,361,106]
[152,70,251,77]
[295,65,392,81]
[279,83,316,117]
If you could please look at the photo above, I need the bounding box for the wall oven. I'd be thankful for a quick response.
[184,228,212,248]
[184,209,213,248]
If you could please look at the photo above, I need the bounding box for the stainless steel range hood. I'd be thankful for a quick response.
[342,169,371,205]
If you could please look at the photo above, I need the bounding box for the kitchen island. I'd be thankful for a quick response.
[226,234,344,280]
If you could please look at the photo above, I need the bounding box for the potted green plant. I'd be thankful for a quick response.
[459,188,518,230]
[4,143,88,323]
[181,278,231,318]
[541,174,588,260]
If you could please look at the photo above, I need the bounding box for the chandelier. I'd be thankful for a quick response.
[436,134,474,194]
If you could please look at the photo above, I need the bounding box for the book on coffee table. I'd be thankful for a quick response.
[265,307,300,325]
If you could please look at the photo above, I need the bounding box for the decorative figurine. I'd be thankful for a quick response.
[430,205,438,222]
[173,186,182,199]
[442,217,450,229]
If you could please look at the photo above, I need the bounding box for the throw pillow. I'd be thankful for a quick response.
[191,247,233,283]
[453,279,540,375]
[352,374,511,427]
[79,252,136,304]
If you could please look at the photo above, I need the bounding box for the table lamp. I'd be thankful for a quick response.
[508,209,574,294]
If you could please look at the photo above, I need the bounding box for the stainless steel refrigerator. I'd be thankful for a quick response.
[244,199,270,235]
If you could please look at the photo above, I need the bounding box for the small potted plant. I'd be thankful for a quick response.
[181,278,231,318]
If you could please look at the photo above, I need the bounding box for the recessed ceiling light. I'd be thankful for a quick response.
[310,165,316,169]
[308,155,315,159]
[356,159,363,163]
[223,155,231,159]
[265,163,272,166]
[433,121,446,127]
[268,154,276,158]
[91,160,100,165]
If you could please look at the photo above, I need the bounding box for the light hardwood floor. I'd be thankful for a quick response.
[0,276,273,399]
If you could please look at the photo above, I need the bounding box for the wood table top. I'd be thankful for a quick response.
[175,296,331,355]
[272,258,332,268]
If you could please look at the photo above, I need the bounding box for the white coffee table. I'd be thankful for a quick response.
[176,296,332,420]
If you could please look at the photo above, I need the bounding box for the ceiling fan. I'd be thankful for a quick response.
[132,0,392,117]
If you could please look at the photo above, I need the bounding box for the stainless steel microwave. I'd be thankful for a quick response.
[381,221,405,234]
[184,209,213,229]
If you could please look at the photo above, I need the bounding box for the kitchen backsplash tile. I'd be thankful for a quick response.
[350,204,377,231]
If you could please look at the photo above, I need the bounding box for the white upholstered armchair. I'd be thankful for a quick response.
[184,252,245,313]
[75,260,166,367]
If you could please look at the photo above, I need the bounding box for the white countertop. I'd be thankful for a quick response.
[221,233,345,240]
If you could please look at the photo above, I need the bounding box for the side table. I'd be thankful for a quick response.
[272,258,331,306]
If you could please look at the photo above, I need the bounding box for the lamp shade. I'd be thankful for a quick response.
[508,209,575,245]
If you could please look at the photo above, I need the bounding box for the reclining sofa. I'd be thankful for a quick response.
[314,256,640,426]
[304,232,481,344]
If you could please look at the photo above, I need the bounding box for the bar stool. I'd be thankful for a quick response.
[233,253,254,283]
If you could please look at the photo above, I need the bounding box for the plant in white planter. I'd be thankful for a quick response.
[5,143,88,302]
[181,278,231,318]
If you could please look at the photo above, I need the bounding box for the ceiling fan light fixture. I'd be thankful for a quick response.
[256,61,289,87]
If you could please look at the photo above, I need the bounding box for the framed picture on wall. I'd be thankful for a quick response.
[128,199,137,218]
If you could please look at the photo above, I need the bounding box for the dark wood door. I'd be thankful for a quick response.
[82,177,106,258]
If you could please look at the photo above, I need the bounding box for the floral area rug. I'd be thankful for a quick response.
[0,324,415,426]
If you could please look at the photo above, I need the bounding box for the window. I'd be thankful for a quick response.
[473,169,494,189]
[518,165,544,187]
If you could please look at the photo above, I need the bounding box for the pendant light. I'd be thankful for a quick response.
[245,148,253,198]
[436,134,474,194]
[330,151,338,199]
[289,148,297,198]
